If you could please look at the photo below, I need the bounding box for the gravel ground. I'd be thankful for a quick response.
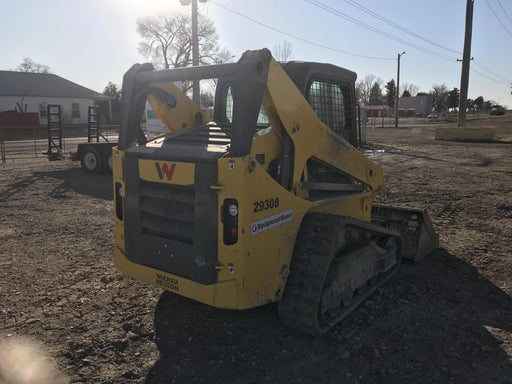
[1,116,511,383]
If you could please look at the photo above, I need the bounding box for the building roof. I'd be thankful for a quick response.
[0,70,109,99]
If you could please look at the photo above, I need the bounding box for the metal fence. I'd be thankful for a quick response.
[0,125,119,164]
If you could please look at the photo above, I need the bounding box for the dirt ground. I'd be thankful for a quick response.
[1,115,511,383]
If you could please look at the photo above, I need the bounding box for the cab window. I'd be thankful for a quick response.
[225,87,272,136]
[307,80,353,141]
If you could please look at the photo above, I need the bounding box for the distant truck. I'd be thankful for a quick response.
[490,105,505,115]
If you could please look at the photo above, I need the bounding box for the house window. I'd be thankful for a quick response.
[39,103,47,118]
[71,103,80,118]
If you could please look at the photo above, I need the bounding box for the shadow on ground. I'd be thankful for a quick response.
[0,168,112,202]
[145,249,512,384]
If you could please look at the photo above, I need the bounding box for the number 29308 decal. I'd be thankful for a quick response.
[253,197,279,213]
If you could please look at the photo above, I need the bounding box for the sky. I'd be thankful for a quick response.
[2,0,512,108]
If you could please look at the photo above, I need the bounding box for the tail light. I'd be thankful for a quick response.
[222,199,238,245]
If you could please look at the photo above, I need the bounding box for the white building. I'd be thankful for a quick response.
[0,70,111,125]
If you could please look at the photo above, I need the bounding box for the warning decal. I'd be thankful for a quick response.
[250,209,293,236]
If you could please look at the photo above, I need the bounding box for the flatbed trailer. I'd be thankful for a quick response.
[45,104,117,173]
[72,141,117,174]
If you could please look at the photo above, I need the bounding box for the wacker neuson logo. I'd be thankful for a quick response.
[155,162,176,181]
[250,209,293,236]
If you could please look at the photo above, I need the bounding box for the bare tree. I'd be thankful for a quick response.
[356,74,383,106]
[430,83,449,112]
[401,83,419,97]
[137,14,232,70]
[14,58,51,73]
[137,15,188,69]
[356,74,374,106]
[273,41,293,61]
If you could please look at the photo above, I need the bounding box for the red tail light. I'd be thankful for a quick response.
[228,226,238,241]
[223,199,238,245]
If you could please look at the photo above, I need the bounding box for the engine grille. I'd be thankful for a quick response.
[138,181,195,244]
[123,139,221,284]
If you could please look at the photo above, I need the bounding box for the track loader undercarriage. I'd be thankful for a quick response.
[113,48,439,335]
[278,213,402,334]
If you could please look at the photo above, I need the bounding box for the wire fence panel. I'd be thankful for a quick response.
[0,126,120,164]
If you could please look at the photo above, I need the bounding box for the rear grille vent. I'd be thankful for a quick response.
[165,123,231,148]
[138,181,195,244]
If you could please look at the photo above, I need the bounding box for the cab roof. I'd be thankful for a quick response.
[281,61,357,94]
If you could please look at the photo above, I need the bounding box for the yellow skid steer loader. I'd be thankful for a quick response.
[113,49,438,335]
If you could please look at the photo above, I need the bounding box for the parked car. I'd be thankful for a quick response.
[427,112,438,119]
[490,105,505,115]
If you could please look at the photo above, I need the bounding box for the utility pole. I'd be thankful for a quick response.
[395,52,405,128]
[457,0,474,128]
[179,0,206,105]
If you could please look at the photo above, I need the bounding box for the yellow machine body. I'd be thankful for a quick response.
[113,49,437,333]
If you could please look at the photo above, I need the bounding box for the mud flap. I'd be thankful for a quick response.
[371,204,439,262]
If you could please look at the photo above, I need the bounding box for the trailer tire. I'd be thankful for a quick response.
[80,147,103,174]
[104,150,113,173]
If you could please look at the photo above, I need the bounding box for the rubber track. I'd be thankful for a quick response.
[278,213,402,335]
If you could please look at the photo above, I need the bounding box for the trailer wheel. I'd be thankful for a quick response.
[80,147,103,174]
[104,150,113,173]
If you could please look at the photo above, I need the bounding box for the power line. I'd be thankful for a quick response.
[305,0,457,62]
[497,0,512,27]
[342,0,462,56]
[210,0,512,88]
[473,59,512,83]
[485,0,512,37]
[309,0,512,86]
[209,0,394,60]
[471,66,510,84]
